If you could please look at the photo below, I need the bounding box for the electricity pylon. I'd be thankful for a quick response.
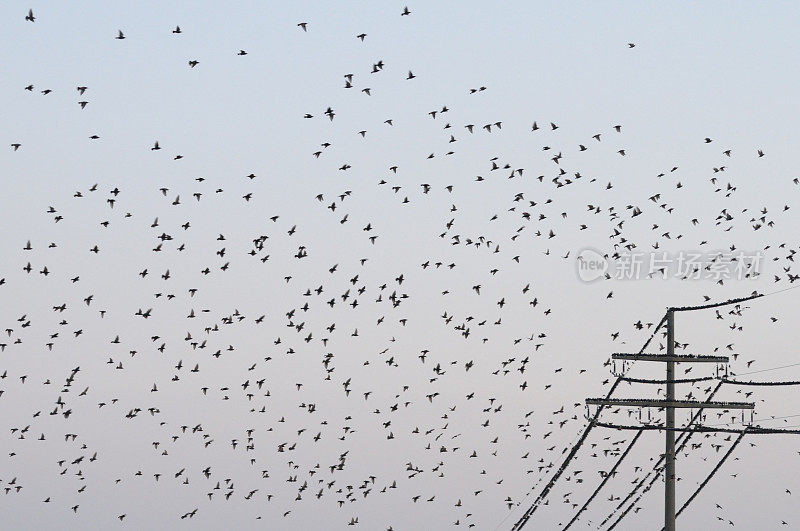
[585,308,754,531]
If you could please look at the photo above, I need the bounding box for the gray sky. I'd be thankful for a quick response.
[3,2,800,529]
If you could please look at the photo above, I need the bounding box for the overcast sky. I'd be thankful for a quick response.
[3,2,800,530]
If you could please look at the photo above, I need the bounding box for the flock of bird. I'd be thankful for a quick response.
[4,4,800,530]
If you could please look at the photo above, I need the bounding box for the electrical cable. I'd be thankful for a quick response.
[510,313,668,530]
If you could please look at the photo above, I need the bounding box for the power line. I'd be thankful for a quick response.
[669,292,764,313]
[734,362,800,377]
[589,310,756,531]
[619,375,715,385]
[494,423,589,531]
[603,405,800,529]
[606,478,655,531]
[601,382,723,530]
[561,430,643,530]
[707,412,800,427]
[510,378,623,530]
[668,282,800,313]
[659,429,748,531]
[759,282,800,299]
[721,377,800,386]
[516,290,796,530]
[509,313,669,530]
[599,290,800,529]
[592,421,750,435]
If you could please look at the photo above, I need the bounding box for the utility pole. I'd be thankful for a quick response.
[586,308,754,531]
[665,309,675,531]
